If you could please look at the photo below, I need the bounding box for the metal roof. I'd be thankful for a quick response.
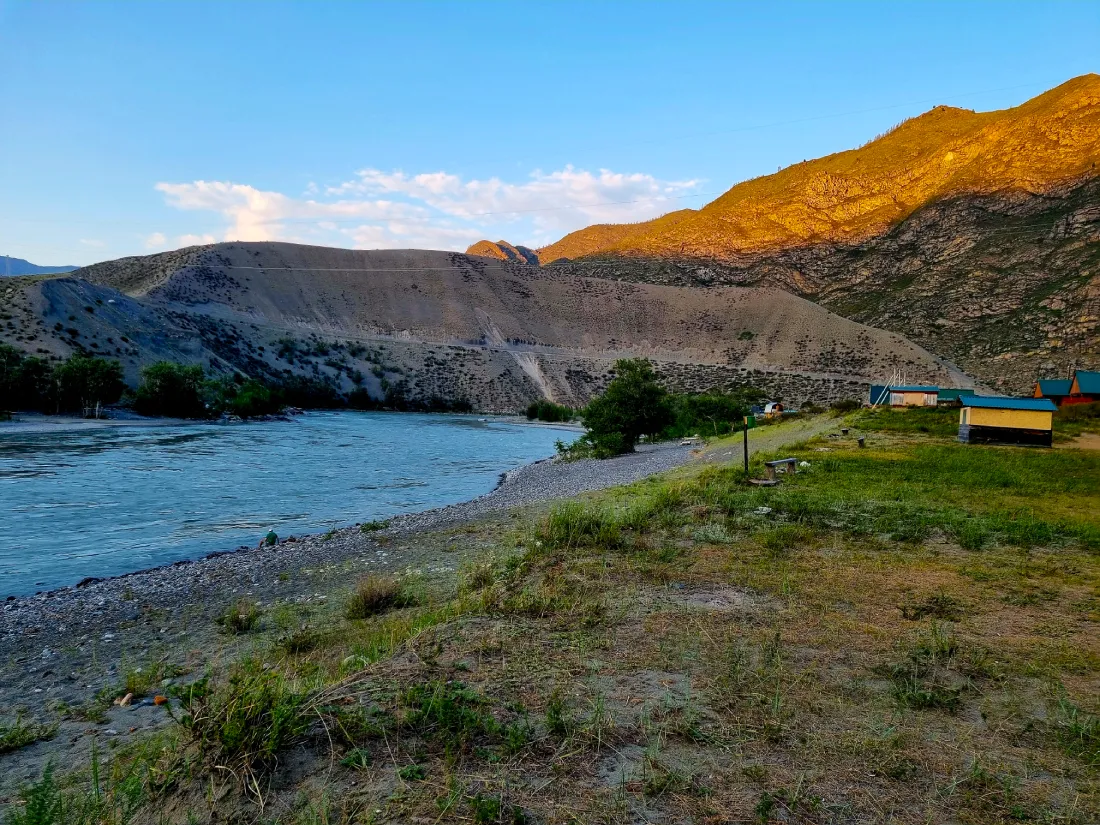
[1036,379,1072,396]
[938,388,977,401]
[1074,370,1100,394]
[889,385,939,393]
[962,396,1057,412]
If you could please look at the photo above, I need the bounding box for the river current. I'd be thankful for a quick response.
[0,411,569,596]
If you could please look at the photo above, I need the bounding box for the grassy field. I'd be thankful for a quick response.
[5,414,1099,824]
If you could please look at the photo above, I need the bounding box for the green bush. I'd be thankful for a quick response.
[526,400,573,422]
[134,361,207,418]
[173,662,310,778]
[581,359,673,455]
[55,354,124,413]
[830,398,861,413]
[663,388,763,438]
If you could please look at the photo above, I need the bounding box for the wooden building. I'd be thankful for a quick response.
[885,385,939,407]
[958,396,1057,447]
[1065,370,1099,406]
[1033,379,1073,406]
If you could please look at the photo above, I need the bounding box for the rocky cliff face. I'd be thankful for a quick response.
[536,75,1100,262]
[541,176,1100,392]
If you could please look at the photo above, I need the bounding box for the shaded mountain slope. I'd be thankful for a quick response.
[1,255,77,276]
[1,243,970,411]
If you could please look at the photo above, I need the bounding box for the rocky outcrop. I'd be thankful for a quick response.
[465,240,539,265]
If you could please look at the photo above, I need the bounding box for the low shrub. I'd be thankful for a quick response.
[216,599,261,634]
[345,574,412,619]
[173,663,310,779]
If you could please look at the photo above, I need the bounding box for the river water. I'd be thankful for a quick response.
[0,412,570,596]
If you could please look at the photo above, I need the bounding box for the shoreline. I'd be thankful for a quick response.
[0,439,695,794]
[0,440,693,625]
[0,410,583,598]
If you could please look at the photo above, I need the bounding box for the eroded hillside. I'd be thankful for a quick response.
[539,176,1100,392]
[1,243,969,411]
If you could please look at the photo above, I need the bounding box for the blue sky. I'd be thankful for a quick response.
[1,1,1097,266]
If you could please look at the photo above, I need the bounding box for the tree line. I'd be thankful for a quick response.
[0,344,473,419]
[562,358,768,458]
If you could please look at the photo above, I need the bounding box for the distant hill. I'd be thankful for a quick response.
[464,240,539,265]
[1,255,77,276]
[533,74,1100,262]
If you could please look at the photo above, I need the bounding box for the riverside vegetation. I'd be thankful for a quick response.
[558,358,767,458]
[4,405,1098,823]
[0,345,473,420]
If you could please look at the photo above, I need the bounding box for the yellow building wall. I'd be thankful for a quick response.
[963,408,1052,430]
[893,391,936,407]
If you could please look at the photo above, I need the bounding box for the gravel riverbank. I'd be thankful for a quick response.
[1,442,694,642]
[0,442,696,795]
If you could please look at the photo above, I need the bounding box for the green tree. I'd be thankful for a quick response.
[135,361,208,418]
[0,343,21,404]
[2,344,59,411]
[54,354,124,414]
[581,358,673,456]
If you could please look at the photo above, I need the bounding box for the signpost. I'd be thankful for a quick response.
[742,415,755,477]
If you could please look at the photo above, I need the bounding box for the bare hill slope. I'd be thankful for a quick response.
[2,243,969,411]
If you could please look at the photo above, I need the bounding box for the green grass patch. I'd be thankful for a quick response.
[0,715,57,754]
[172,662,311,781]
[853,405,960,437]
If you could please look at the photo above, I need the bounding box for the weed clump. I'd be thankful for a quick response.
[345,574,412,619]
[886,623,967,712]
[534,501,623,551]
[0,715,57,754]
[1055,698,1099,766]
[173,663,310,780]
[900,592,964,621]
[216,599,261,634]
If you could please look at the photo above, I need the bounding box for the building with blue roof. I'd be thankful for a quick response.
[1067,370,1099,405]
[868,385,939,407]
[958,395,1057,447]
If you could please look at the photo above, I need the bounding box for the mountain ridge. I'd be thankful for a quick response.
[0,243,970,412]
[1,255,77,276]
[468,74,1099,264]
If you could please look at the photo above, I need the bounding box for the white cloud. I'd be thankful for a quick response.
[176,233,217,247]
[79,238,106,247]
[145,232,167,249]
[155,166,702,252]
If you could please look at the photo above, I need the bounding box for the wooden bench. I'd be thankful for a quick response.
[763,458,798,481]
